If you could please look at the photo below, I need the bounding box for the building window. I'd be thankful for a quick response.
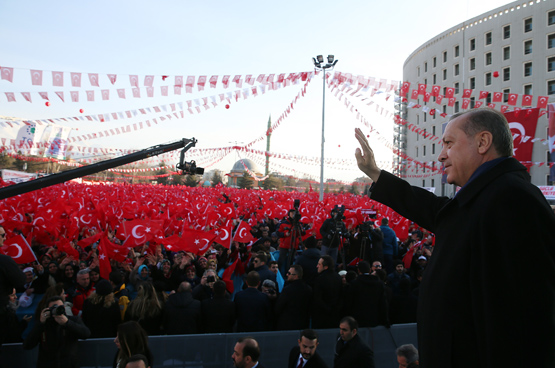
[549,34,555,49]
[433,57,437,68]
[416,147,419,157]
[432,144,435,155]
[443,51,448,62]
[503,25,511,39]
[548,10,555,26]
[470,97,476,108]
[549,56,555,72]
[424,78,427,87]
[524,62,532,77]
[443,69,447,80]
[503,88,510,102]
[486,94,492,104]
[548,80,555,95]
[485,52,492,65]
[433,74,437,84]
[470,58,476,71]
[470,77,475,90]
[503,67,510,81]
[432,126,436,136]
[524,40,532,55]
[454,101,459,113]
[485,32,492,45]
[454,82,459,94]
[454,64,459,76]
[524,84,532,95]
[503,46,510,60]
[431,179,435,187]
[470,38,476,51]
[524,18,533,33]
[417,66,420,77]
[485,72,492,86]
[424,62,428,73]
[454,46,459,58]
[423,145,426,156]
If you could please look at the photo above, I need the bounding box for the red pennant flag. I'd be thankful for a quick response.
[417,84,426,95]
[479,91,489,99]
[180,229,216,255]
[445,88,455,98]
[97,237,112,280]
[0,234,37,264]
[492,92,503,102]
[462,89,472,98]
[221,257,239,293]
[537,96,549,109]
[212,223,233,249]
[507,93,518,106]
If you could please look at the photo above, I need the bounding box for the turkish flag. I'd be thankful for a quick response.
[537,96,549,109]
[522,95,533,107]
[181,228,216,255]
[448,98,455,107]
[479,91,489,99]
[507,93,518,106]
[233,221,256,243]
[462,89,472,98]
[410,90,419,100]
[122,219,161,246]
[445,88,455,98]
[56,238,79,260]
[493,92,503,102]
[431,85,440,97]
[474,101,483,108]
[221,257,240,293]
[417,84,427,95]
[219,203,236,219]
[212,223,233,248]
[97,237,112,280]
[423,92,431,102]
[400,81,410,96]
[504,108,540,164]
[0,234,37,264]
[462,99,470,109]
[436,95,443,104]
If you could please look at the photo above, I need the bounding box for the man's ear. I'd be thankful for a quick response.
[476,131,493,154]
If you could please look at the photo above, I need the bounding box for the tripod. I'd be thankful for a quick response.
[287,220,304,268]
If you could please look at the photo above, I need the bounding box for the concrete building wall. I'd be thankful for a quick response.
[401,0,555,196]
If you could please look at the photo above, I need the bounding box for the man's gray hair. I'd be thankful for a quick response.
[77,269,90,277]
[396,344,419,364]
[450,108,513,157]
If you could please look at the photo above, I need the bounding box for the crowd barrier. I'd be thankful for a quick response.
[1,323,417,368]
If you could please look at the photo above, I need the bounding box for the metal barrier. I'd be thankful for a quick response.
[1,324,417,368]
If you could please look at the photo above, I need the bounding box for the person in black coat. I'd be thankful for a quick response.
[334,316,374,368]
[294,236,321,288]
[343,261,388,327]
[311,256,342,329]
[251,252,277,290]
[234,271,272,332]
[82,280,121,338]
[201,280,235,333]
[275,264,312,331]
[355,109,555,367]
[0,246,27,348]
[23,296,91,368]
[163,281,201,335]
[288,329,329,368]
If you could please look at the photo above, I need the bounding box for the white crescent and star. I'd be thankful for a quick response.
[220,229,229,241]
[132,225,145,239]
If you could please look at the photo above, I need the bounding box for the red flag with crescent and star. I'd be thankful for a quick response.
[0,234,37,264]
[233,221,256,243]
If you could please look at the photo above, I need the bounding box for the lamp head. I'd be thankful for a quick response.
[327,55,334,63]
[316,55,324,63]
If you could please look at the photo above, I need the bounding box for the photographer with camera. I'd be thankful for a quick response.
[24,295,90,368]
[354,221,384,266]
[319,205,348,267]
[277,203,305,277]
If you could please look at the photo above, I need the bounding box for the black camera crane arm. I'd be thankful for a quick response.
[0,138,201,200]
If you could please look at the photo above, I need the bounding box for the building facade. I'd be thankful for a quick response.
[400,0,555,196]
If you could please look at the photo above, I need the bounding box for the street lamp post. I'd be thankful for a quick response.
[312,55,338,201]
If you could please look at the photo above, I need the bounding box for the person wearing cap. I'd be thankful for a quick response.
[18,266,49,308]
[82,279,121,338]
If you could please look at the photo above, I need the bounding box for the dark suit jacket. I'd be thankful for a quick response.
[311,269,342,329]
[288,346,329,368]
[343,274,388,327]
[201,295,235,333]
[371,159,555,368]
[234,287,272,332]
[274,279,312,330]
[333,334,374,368]
[163,292,201,335]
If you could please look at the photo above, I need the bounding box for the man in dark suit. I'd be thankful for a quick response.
[343,261,388,327]
[162,281,201,334]
[355,108,555,368]
[201,280,235,333]
[294,236,321,288]
[311,255,342,329]
[288,329,329,368]
[251,252,276,290]
[275,264,312,330]
[334,316,374,368]
[234,271,272,332]
[232,336,265,368]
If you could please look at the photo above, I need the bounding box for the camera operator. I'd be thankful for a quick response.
[277,207,305,277]
[320,205,349,266]
[354,221,384,265]
[23,295,91,368]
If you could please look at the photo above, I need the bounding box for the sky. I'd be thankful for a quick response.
[0,0,513,183]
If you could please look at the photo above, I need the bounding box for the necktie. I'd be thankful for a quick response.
[297,358,304,368]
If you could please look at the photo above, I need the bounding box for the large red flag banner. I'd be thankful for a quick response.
[503,108,540,164]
